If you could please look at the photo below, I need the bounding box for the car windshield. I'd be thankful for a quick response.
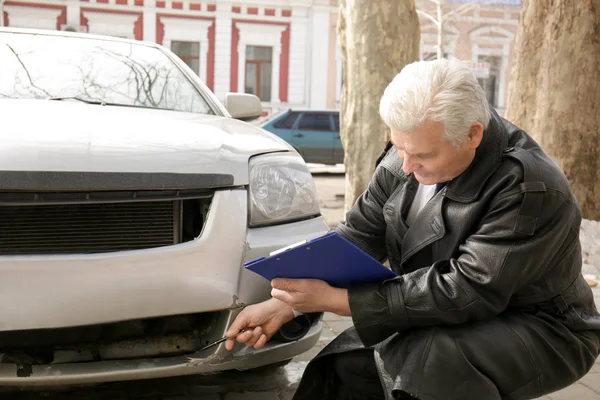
[0,32,214,114]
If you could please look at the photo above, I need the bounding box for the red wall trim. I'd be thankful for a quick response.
[156,14,216,91]
[230,19,290,102]
[279,25,290,102]
[4,1,66,30]
[156,15,163,43]
[207,21,215,91]
[230,22,239,92]
[80,10,88,28]
[134,13,143,39]
[58,7,67,29]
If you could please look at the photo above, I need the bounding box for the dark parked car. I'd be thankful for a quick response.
[261,110,344,165]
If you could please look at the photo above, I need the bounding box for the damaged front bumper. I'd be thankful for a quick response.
[0,313,322,387]
[0,188,328,385]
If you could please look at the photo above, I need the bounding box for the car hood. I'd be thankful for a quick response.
[0,99,293,186]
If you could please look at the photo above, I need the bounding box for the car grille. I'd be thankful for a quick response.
[0,190,212,255]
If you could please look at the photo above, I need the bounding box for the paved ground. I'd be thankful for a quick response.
[3,172,599,399]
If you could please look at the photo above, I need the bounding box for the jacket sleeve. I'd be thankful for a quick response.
[332,165,397,262]
[348,188,580,346]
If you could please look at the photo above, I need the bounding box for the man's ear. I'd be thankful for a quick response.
[467,122,484,149]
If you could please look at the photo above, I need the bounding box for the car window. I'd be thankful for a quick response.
[273,112,300,129]
[0,32,214,114]
[297,113,332,131]
[332,113,340,131]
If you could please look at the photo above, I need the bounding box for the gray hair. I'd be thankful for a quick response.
[379,59,490,146]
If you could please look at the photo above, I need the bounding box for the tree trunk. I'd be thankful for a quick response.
[505,0,600,220]
[337,0,420,213]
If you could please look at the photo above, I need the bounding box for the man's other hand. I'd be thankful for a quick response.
[271,278,351,316]
[224,298,295,351]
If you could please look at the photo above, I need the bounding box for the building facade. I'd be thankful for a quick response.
[0,0,339,115]
[0,0,520,116]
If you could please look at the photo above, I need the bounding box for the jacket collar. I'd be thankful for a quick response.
[400,186,446,265]
[444,109,508,203]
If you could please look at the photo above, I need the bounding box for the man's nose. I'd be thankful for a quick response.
[402,155,420,174]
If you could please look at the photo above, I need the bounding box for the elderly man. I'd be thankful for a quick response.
[225,59,600,400]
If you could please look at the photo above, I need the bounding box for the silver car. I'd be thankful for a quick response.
[0,28,328,386]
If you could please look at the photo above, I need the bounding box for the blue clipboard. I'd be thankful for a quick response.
[244,232,398,288]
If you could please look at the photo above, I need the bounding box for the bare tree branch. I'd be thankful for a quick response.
[416,9,440,27]
[444,3,479,19]
[5,44,52,97]
[417,1,481,59]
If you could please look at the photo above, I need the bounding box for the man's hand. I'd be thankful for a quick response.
[224,298,295,351]
[271,278,351,316]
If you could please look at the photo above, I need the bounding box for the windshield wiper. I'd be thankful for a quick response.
[46,96,162,111]
[47,96,106,105]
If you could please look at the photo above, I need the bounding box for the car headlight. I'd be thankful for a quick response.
[249,153,320,227]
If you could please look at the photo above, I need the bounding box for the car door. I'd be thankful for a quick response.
[331,112,344,164]
[291,112,335,164]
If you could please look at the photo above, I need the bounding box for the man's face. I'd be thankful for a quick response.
[390,120,483,185]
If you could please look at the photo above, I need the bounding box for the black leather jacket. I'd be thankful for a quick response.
[340,113,599,346]
[293,111,600,400]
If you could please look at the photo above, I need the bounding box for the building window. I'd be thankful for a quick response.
[477,55,502,108]
[245,46,272,101]
[171,41,200,75]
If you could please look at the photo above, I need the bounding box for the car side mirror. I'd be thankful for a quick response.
[224,93,263,122]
